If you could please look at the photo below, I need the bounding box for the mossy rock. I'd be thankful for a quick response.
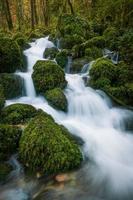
[19,114,82,174]
[89,58,133,107]
[12,32,29,49]
[58,14,90,39]
[1,103,37,125]
[60,34,85,49]
[0,73,24,99]
[44,47,59,60]
[0,163,12,182]
[28,28,50,40]
[0,37,23,73]
[84,36,106,49]
[0,84,5,111]
[55,50,68,68]
[85,46,103,60]
[71,57,89,73]
[45,88,68,112]
[32,60,67,93]
[0,125,22,160]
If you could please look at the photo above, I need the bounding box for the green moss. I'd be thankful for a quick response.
[19,114,82,174]
[0,73,24,99]
[2,103,37,125]
[32,60,67,93]
[45,88,68,112]
[55,50,68,68]
[84,36,106,49]
[0,37,23,73]
[0,125,22,160]
[85,46,103,59]
[44,47,59,59]
[0,84,5,111]
[0,163,12,182]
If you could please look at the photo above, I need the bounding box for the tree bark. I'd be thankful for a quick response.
[1,0,13,30]
[67,0,74,15]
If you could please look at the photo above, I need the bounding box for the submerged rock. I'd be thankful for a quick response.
[19,113,83,174]
[1,103,37,125]
[45,88,68,112]
[32,60,67,93]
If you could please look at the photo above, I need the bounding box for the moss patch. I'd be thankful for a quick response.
[19,113,82,174]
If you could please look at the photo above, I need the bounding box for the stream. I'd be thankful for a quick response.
[1,37,133,200]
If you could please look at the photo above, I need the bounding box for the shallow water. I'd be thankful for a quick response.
[1,37,133,200]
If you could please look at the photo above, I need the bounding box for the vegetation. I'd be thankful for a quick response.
[0,124,22,160]
[0,73,24,99]
[0,37,22,73]
[0,163,12,182]
[45,88,68,112]
[19,113,82,174]
[1,103,37,125]
[44,47,59,60]
[32,60,67,93]
[55,50,68,68]
[0,84,5,112]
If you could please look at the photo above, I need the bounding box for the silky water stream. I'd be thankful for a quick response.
[1,37,133,200]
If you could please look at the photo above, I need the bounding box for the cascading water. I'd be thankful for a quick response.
[3,37,133,200]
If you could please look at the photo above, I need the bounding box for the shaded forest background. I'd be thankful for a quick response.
[0,0,133,31]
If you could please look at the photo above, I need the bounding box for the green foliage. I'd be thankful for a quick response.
[0,73,24,99]
[0,37,22,73]
[45,88,68,112]
[0,163,12,182]
[19,114,83,174]
[85,46,103,60]
[1,103,37,125]
[44,47,59,59]
[0,125,22,160]
[0,84,5,111]
[84,36,106,49]
[55,50,68,68]
[32,60,67,93]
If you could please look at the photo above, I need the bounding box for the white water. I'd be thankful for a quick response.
[5,37,133,199]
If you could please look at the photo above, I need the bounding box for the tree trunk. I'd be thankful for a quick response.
[30,0,38,29]
[41,0,49,26]
[1,0,13,30]
[67,0,74,15]
[16,0,23,30]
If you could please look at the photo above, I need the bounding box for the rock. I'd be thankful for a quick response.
[0,37,23,73]
[45,88,68,112]
[32,60,67,93]
[0,124,22,160]
[0,162,12,182]
[19,113,83,174]
[85,46,103,60]
[55,50,68,68]
[55,174,70,182]
[44,47,59,60]
[1,103,37,125]
[0,84,5,112]
[0,73,24,99]
[71,57,89,73]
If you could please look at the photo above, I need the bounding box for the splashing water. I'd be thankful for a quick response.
[4,37,133,200]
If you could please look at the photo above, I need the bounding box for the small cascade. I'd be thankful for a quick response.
[103,48,119,64]
[65,56,72,73]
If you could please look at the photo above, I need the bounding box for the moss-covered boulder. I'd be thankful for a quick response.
[0,73,24,99]
[89,58,133,107]
[0,125,22,160]
[84,36,106,49]
[0,37,22,73]
[19,114,82,174]
[71,57,89,73]
[85,46,103,60]
[45,88,68,112]
[43,47,59,60]
[0,163,12,182]
[32,60,67,93]
[1,103,37,125]
[0,84,5,111]
[55,50,68,68]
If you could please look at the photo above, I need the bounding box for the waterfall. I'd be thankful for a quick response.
[5,37,133,200]
[65,56,72,73]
